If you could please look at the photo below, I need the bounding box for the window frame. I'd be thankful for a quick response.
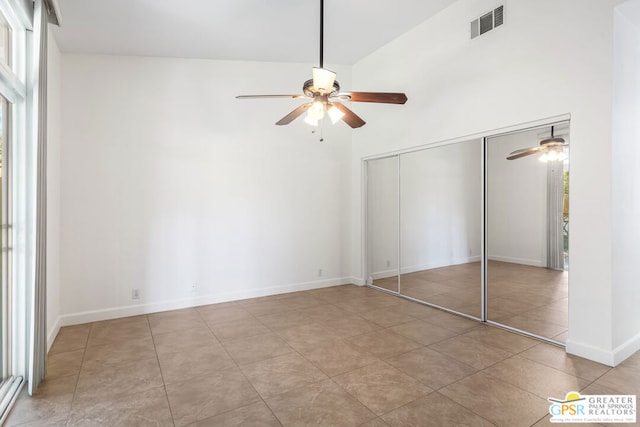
[0,0,29,421]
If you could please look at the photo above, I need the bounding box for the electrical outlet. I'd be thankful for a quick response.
[190,283,197,294]
[132,289,140,300]
[386,260,391,268]
[318,268,323,277]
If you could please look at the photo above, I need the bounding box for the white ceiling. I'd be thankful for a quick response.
[52,0,458,65]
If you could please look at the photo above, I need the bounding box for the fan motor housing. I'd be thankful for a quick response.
[303,79,340,97]
[540,137,565,146]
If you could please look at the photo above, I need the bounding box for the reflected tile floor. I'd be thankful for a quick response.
[7,284,638,426]
[376,261,568,343]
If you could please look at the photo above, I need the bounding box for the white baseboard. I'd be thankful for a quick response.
[57,277,356,327]
[566,332,640,367]
[348,276,366,286]
[487,255,545,267]
[612,331,640,366]
[47,316,62,353]
[565,339,616,367]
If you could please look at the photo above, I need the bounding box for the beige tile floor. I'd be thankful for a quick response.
[7,284,638,426]
[373,261,568,342]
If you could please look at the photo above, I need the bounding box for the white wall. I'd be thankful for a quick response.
[612,0,640,362]
[350,0,624,364]
[400,140,481,272]
[46,28,62,348]
[59,55,353,324]
[487,129,547,267]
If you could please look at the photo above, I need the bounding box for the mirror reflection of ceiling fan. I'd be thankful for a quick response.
[506,126,568,161]
[236,0,407,129]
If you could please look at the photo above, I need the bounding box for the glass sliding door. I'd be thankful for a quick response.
[0,0,28,419]
[0,92,17,421]
[0,9,10,383]
[486,124,569,343]
[0,96,6,379]
[366,156,399,293]
[399,140,483,318]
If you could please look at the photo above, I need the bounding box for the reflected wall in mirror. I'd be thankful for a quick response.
[366,156,399,293]
[400,140,482,317]
[487,124,569,343]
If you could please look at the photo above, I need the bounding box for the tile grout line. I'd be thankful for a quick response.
[64,322,92,425]
[147,314,178,427]
[516,344,614,383]
[196,305,284,426]
[273,296,418,420]
[376,389,496,426]
[415,334,554,424]
[242,293,391,422]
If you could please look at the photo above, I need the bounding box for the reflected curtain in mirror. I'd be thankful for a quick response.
[547,161,564,270]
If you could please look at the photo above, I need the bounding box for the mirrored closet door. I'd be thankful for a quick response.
[364,120,570,344]
[366,156,399,293]
[399,140,482,318]
[486,123,569,343]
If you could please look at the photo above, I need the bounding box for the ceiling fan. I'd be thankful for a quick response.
[236,0,407,129]
[506,126,568,162]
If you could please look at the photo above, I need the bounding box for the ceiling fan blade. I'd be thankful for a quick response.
[312,67,336,94]
[332,102,366,128]
[275,103,312,125]
[236,94,306,99]
[341,92,408,104]
[506,147,543,160]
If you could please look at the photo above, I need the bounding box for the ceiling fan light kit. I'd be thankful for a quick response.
[327,104,345,123]
[506,126,568,162]
[236,0,407,129]
[539,146,567,163]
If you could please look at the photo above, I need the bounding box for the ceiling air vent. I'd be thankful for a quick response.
[471,5,504,39]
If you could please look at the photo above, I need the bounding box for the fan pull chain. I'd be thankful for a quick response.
[311,121,325,142]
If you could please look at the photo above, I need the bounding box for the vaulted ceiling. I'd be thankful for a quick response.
[52,0,458,65]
